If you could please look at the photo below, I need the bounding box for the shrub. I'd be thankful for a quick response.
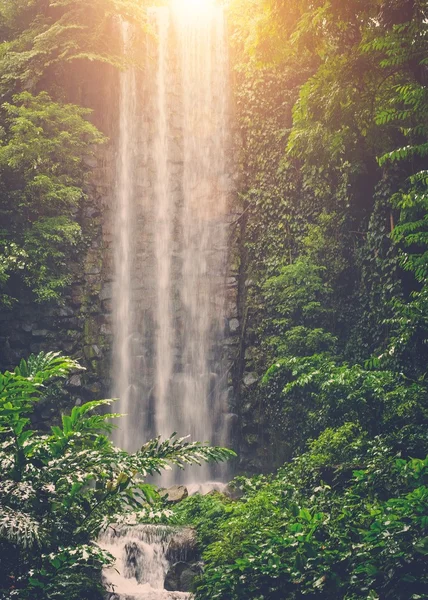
[0,352,234,599]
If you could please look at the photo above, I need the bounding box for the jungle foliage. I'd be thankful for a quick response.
[0,352,233,599]
[0,92,105,305]
[173,429,428,600]
[0,0,427,599]
[229,0,428,465]
[0,0,147,307]
[169,2,426,599]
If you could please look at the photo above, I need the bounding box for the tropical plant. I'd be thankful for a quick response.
[261,353,428,458]
[0,352,235,599]
[0,0,148,95]
[0,91,105,304]
[173,432,428,600]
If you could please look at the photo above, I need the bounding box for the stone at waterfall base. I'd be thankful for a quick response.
[164,562,203,593]
[159,485,188,503]
[166,528,198,563]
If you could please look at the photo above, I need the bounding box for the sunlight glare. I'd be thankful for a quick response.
[171,0,216,17]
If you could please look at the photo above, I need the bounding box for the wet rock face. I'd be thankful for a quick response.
[124,541,145,583]
[164,561,203,593]
[166,528,198,564]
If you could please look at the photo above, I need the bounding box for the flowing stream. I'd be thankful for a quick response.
[112,2,233,484]
[99,524,195,600]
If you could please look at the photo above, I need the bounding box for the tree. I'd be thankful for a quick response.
[0,91,105,305]
[0,0,147,96]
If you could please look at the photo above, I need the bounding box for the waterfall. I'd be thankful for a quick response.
[112,2,233,483]
[99,524,195,599]
[175,3,230,475]
[152,8,175,450]
[112,20,137,450]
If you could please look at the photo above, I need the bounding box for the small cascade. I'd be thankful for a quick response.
[100,524,198,600]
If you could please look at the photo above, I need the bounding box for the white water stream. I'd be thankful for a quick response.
[112,20,137,451]
[100,524,194,600]
[112,2,232,484]
[101,4,233,599]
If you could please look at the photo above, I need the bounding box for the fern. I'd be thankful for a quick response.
[0,353,236,598]
[17,351,83,382]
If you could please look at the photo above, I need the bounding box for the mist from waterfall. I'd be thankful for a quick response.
[112,4,232,483]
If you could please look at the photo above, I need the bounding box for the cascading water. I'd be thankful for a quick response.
[99,524,196,599]
[112,20,137,450]
[112,1,233,483]
[175,2,230,478]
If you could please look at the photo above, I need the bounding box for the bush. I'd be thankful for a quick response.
[0,352,234,599]
[175,432,428,600]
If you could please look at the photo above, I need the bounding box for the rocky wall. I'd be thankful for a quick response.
[0,57,119,425]
[0,139,115,425]
[0,50,242,443]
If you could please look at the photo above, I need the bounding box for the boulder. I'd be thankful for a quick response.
[223,483,244,500]
[160,485,188,504]
[58,306,74,318]
[243,372,258,386]
[228,318,240,333]
[32,329,49,337]
[99,282,113,301]
[164,561,202,592]
[124,541,145,582]
[166,527,198,563]
[68,374,82,388]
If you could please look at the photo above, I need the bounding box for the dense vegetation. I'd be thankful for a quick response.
[0,0,427,599]
[168,1,428,598]
[0,0,144,307]
[172,433,427,599]
[0,352,233,598]
[230,0,428,468]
